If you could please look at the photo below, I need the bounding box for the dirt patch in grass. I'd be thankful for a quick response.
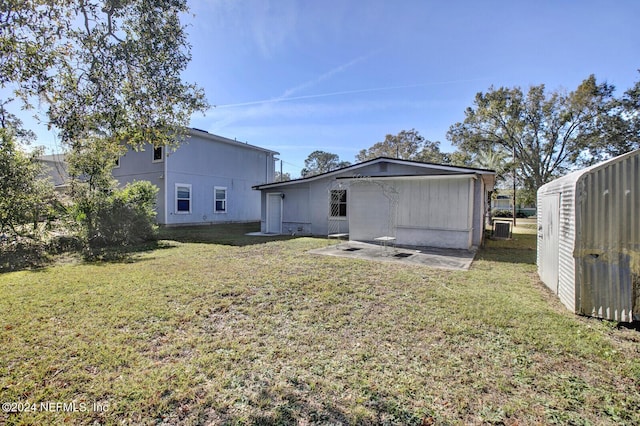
[1,225,639,425]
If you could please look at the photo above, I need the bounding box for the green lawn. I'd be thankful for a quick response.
[1,223,639,425]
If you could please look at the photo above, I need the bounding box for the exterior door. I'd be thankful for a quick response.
[266,193,282,234]
[540,193,560,293]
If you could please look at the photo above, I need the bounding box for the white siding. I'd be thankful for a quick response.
[349,183,391,241]
[348,176,475,248]
[256,159,494,249]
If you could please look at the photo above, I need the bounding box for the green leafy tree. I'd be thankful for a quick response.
[595,74,640,159]
[357,129,447,163]
[301,151,351,177]
[0,105,55,238]
[274,171,291,182]
[1,0,208,148]
[447,75,616,194]
[471,148,510,184]
[68,136,157,251]
[2,0,206,250]
[445,150,473,167]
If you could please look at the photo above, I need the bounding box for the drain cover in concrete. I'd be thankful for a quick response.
[394,252,413,258]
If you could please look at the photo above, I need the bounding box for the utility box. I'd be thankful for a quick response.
[537,149,640,322]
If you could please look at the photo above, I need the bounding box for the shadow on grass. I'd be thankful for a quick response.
[2,222,298,273]
[157,222,297,247]
[475,231,537,265]
[207,386,429,426]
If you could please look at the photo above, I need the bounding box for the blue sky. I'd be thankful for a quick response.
[12,0,640,178]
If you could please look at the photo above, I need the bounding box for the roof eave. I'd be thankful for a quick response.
[187,128,280,156]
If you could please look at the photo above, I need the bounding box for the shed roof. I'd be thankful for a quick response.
[254,157,495,190]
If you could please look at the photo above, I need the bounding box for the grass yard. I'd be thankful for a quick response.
[1,222,639,425]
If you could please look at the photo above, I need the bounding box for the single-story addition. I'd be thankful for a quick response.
[253,157,496,250]
[113,128,279,226]
[537,149,640,322]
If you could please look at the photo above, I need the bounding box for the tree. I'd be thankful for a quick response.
[68,135,158,251]
[447,75,616,194]
[595,73,640,159]
[1,0,208,148]
[274,171,291,182]
[1,0,206,251]
[471,148,510,184]
[356,129,447,163]
[301,151,351,177]
[0,104,55,238]
[445,150,473,167]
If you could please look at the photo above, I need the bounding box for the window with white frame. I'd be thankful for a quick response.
[214,187,227,213]
[152,146,163,162]
[175,184,191,214]
[330,189,347,217]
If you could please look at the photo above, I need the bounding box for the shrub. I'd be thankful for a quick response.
[77,181,159,250]
[492,209,528,218]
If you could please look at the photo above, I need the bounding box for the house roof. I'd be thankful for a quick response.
[37,153,67,163]
[253,157,495,190]
[187,128,279,156]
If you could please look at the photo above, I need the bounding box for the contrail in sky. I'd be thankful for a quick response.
[278,54,370,100]
[214,78,488,109]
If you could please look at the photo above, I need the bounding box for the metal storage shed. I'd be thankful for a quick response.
[537,149,640,322]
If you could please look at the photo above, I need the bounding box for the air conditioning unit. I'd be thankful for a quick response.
[493,221,512,239]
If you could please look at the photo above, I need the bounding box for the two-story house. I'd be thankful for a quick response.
[113,128,278,226]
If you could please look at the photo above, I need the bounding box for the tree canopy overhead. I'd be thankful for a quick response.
[1,0,208,148]
[447,75,618,193]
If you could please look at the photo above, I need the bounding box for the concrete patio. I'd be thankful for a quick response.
[308,240,477,270]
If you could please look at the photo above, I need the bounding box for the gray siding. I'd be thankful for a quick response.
[112,146,166,223]
[348,161,461,178]
[113,130,277,226]
[165,135,274,225]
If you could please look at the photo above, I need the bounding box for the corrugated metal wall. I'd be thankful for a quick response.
[538,150,640,322]
[576,152,640,322]
[558,181,579,312]
[537,175,579,313]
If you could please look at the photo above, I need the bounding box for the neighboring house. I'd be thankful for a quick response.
[37,153,70,192]
[492,192,537,217]
[112,128,279,226]
[494,194,512,210]
[254,157,495,250]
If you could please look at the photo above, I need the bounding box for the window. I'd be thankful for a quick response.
[153,146,163,162]
[176,184,191,213]
[330,190,347,217]
[214,187,227,213]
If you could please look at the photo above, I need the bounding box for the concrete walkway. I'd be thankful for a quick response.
[308,240,476,270]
